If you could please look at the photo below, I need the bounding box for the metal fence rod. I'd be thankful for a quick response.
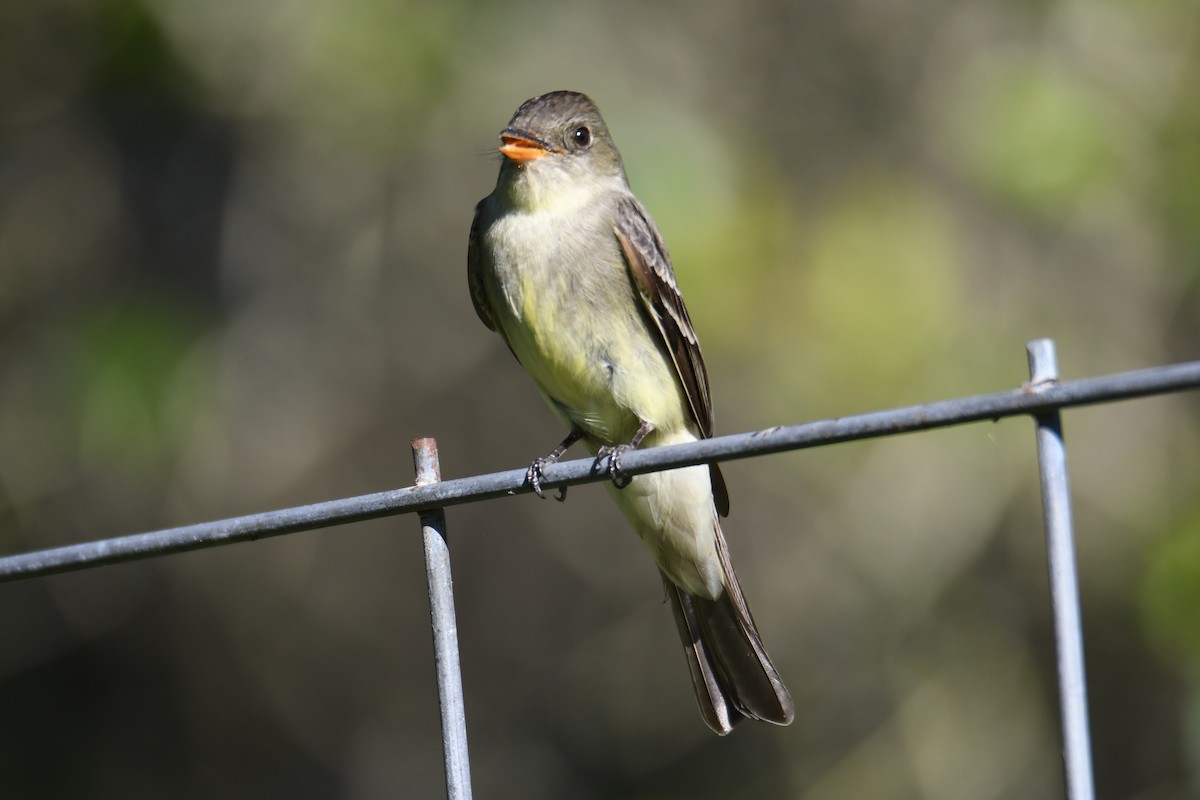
[413,438,473,800]
[1027,341,1096,800]
[2,356,1199,583]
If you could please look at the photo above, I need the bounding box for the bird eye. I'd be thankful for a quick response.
[573,126,592,147]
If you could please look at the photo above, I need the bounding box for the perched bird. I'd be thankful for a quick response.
[468,91,793,734]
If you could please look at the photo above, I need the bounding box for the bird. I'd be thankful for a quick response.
[467,90,793,734]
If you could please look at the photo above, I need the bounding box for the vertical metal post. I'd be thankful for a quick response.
[412,438,473,800]
[1026,340,1096,800]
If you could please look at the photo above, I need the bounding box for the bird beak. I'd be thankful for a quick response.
[499,133,548,163]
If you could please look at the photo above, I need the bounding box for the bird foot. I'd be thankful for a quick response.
[526,457,568,501]
[596,444,634,489]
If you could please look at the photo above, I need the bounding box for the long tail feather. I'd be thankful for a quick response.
[663,522,794,733]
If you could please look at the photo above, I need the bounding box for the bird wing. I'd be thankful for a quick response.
[467,198,497,332]
[613,195,729,516]
[613,195,712,436]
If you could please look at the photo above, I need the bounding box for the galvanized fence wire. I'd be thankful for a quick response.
[1027,340,1094,800]
[3,340,1200,800]
[2,347,1197,584]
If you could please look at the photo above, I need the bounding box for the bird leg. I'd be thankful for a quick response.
[527,428,583,501]
[597,420,654,489]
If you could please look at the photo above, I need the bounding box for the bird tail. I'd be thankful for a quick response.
[663,523,794,735]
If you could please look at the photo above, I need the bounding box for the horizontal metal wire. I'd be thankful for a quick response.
[2,357,1198,583]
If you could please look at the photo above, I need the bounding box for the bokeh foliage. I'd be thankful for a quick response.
[1,0,1199,797]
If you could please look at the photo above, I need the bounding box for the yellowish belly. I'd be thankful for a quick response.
[483,201,691,445]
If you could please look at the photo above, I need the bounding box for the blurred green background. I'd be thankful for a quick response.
[2,0,1199,797]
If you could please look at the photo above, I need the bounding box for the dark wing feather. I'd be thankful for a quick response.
[613,196,712,436]
[613,195,729,516]
[467,199,496,331]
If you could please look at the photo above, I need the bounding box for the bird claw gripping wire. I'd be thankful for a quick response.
[596,444,634,489]
[526,457,568,501]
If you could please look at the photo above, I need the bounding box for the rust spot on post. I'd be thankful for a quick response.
[412,437,441,486]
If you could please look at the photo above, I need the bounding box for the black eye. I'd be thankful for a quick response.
[573,126,592,147]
